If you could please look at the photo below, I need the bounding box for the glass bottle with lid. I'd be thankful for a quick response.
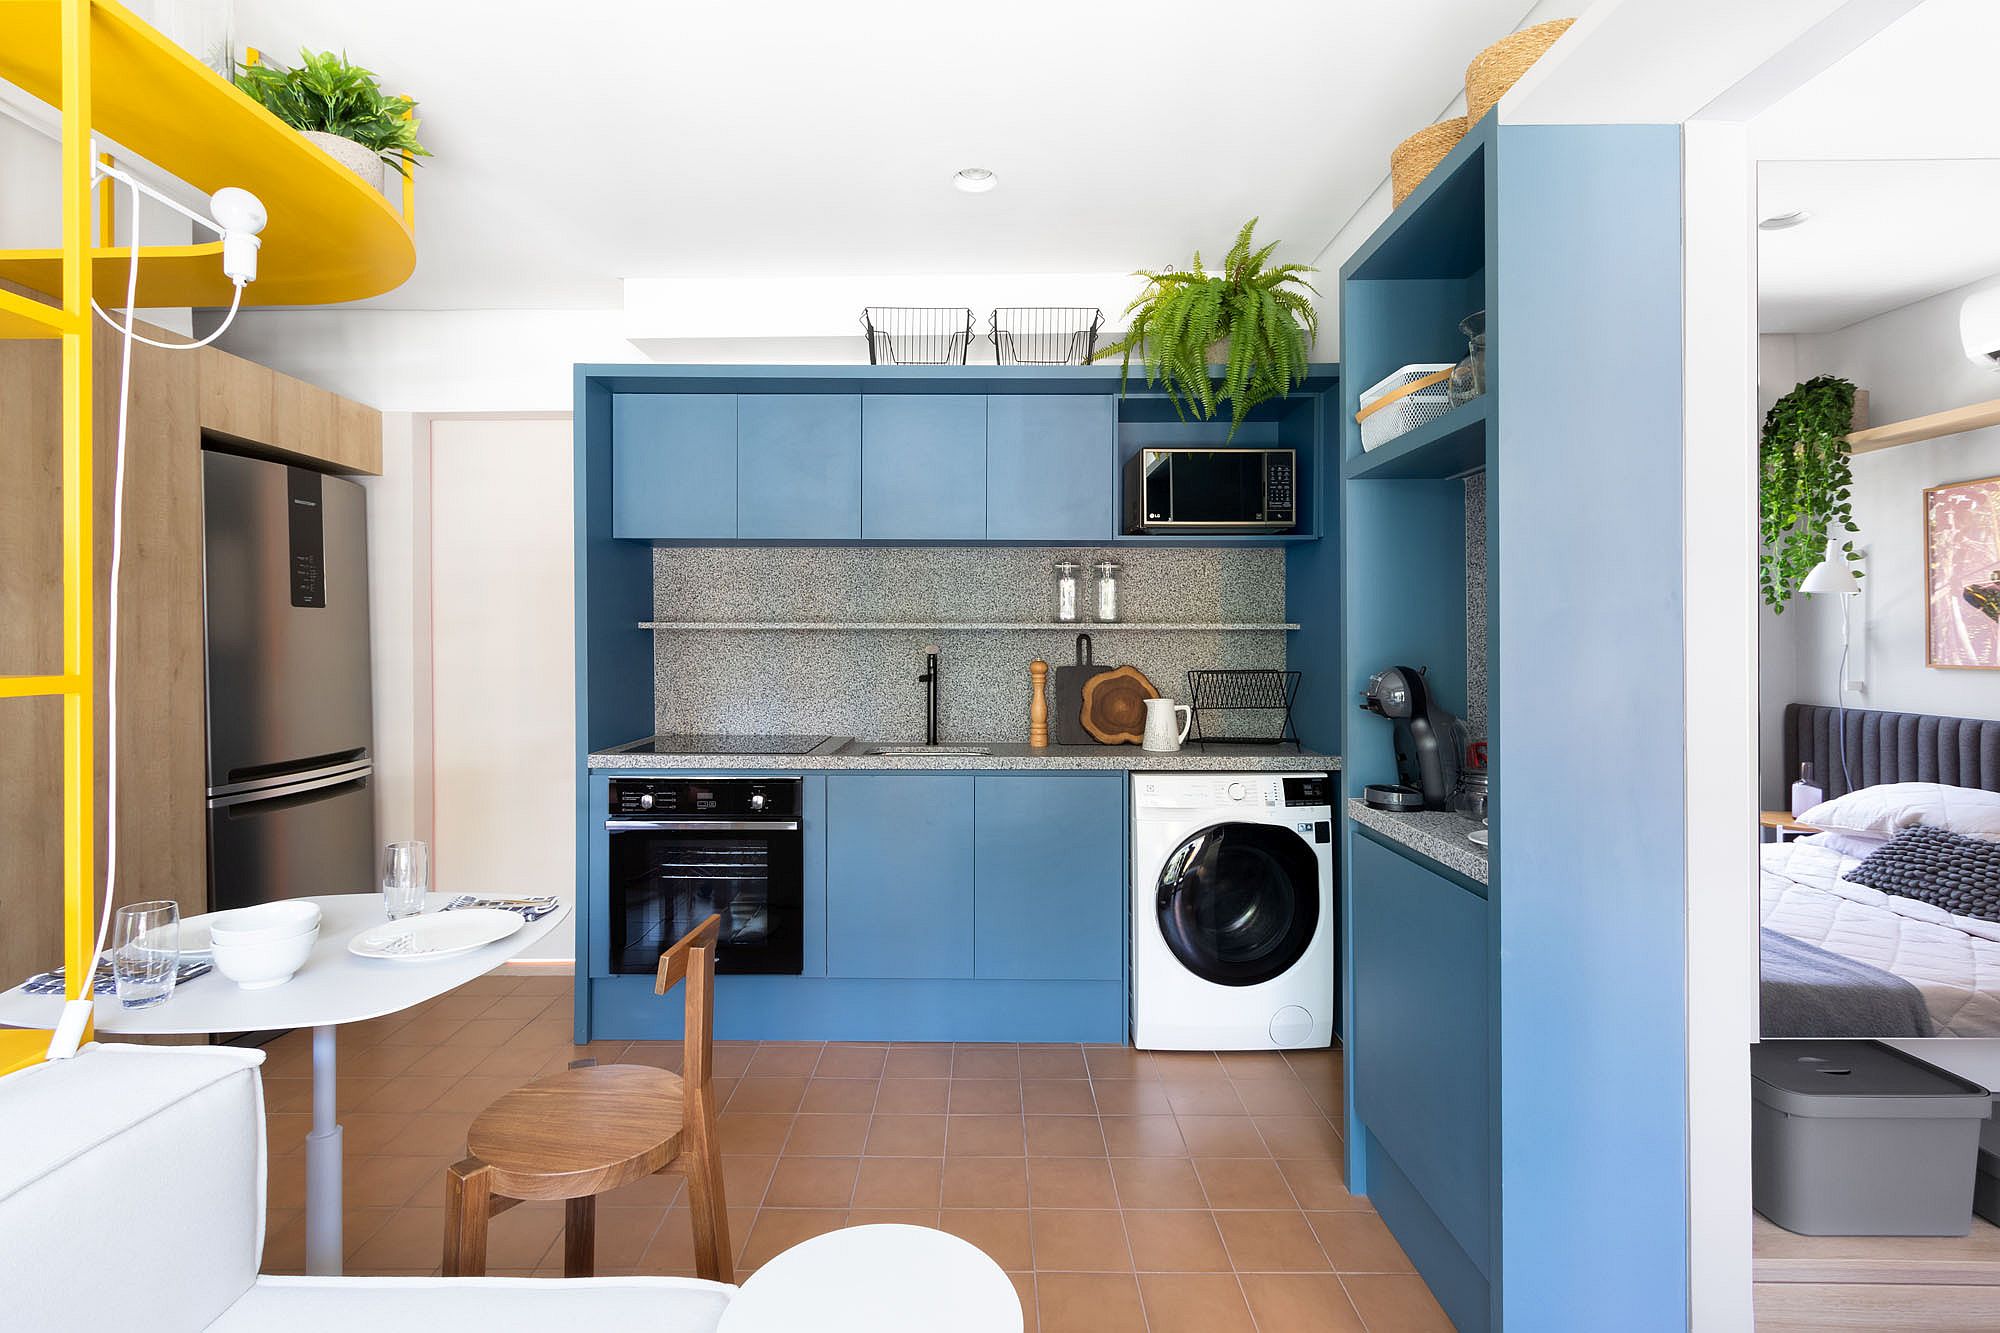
[1093,560,1122,623]
[1053,561,1082,623]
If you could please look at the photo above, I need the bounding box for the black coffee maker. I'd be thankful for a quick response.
[1359,665,1462,812]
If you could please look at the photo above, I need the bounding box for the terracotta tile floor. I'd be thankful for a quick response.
[255,971,1452,1332]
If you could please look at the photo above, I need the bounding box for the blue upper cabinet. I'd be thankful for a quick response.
[974,773,1125,980]
[611,393,738,539]
[826,774,976,979]
[986,394,1117,541]
[862,394,988,540]
[737,393,863,539]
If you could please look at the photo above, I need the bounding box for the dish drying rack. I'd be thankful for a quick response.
[1186,669,1302,748]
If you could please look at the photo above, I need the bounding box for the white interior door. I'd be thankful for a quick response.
[429,418,575,959]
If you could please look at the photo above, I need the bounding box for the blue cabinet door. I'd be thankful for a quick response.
[861,395,987,539]
[611,393,737,538]
[826,774,975,978]
[974,773,1124,980]
[985,394,1117,540]
[737,394,862,539]
[1350,831,1490,1269]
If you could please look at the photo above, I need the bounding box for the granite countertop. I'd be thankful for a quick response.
[589,737,1339,772]
[1346,797,1488,884]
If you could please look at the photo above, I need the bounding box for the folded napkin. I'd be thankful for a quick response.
[22,958,213,997]
[442,894,560,923]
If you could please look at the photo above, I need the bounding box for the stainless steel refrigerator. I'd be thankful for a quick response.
[202,449,376,912]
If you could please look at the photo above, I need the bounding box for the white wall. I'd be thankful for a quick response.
[1762,276,2000,758]
[427,417,576,959]
[363,412,432,848]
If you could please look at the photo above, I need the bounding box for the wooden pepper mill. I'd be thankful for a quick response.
[1029,660,1049,748]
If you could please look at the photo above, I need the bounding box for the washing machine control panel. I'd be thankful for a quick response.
[1135,773,1329,811]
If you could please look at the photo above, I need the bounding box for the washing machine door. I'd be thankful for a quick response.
[1156,822,1320,987]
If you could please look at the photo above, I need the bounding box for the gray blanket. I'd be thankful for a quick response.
[1761,928,1935,1038]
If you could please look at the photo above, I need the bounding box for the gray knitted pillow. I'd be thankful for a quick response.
[1843,824,2000,923]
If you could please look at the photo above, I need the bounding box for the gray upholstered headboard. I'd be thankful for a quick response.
[1783,703,2000,801]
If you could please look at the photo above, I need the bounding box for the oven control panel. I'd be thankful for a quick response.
[608,777,801,818]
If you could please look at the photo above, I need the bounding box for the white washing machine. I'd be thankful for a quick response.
[1131,771,1335,1050]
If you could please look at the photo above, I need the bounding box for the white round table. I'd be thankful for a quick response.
[717,1224,1022,1333]
[0,892,570,1277]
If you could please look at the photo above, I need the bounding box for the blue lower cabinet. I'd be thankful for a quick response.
[1350,831,1491,1282]
[737,393,862,539]
[974,773,1124,979]
[862,394,987,539]
[826,773,976,978]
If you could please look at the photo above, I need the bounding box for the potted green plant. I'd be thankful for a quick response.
[1093,218,1318,437]
[234,48,430,188]
[1761,374,1863,612]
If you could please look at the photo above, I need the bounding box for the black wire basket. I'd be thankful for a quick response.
[1186,669,1302,748]
[859,307,977,365]
[989,307,1105,366]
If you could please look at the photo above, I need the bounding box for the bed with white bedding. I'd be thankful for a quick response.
[1762,837,2000,1037]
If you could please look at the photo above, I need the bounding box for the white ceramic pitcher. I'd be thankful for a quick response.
[1142,697,1193,752]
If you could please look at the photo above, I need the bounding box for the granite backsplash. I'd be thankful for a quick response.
[1466,472,1487,739]
[650,546,1290,743]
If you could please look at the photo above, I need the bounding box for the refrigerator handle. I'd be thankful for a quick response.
[208,767,371,811]
[209,756,373,801]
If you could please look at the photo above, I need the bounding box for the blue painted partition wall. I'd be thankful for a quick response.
[1491,124,1687,1330]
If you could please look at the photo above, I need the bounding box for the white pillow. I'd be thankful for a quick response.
[1797,829,1890,861]
[1800,782,2000,843]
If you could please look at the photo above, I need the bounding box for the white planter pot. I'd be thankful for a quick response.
[301,130,385,191]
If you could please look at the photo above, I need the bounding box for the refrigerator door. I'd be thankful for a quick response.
[207,766,376,912]
[201,450,374,793]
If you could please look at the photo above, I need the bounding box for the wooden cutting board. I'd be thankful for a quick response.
[1081,665,1160,745]
[1052,634,1112,746]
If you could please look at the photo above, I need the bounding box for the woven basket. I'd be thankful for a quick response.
[1390,118,1468,206]
[1465,18,1575,122]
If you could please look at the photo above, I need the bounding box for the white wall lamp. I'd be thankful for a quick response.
[1801,538,1864,792]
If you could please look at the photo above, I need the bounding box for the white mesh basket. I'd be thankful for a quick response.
[1357,363,1455,451]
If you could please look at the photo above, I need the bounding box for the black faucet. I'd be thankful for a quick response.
[919,645,939,745]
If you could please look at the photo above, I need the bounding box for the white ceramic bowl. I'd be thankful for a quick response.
[208,900,322,945]
[211,925,318,989]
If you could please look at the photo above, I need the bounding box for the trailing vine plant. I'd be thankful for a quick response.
[1093,219,1318,438]
[1760,375,1861,613]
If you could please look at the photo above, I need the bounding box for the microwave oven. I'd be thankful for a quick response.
[1122,448,1298,534]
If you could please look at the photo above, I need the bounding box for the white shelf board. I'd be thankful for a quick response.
[636,621,1300,632]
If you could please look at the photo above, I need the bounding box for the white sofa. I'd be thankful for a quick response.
[0,1043,731,1331]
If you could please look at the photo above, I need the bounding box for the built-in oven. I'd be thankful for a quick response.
[604,777,805,975]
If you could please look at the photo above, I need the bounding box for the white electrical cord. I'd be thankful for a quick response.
[91,279,243,348]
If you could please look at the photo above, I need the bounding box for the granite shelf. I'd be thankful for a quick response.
[636,621,1301,631]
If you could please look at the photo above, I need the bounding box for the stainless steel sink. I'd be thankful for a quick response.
[860,744,993,756]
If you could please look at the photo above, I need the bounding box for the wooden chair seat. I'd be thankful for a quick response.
[465,1064,686,1201]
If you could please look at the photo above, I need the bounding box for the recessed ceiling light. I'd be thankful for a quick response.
[1758,210,1812,231]
[953,167,997,194]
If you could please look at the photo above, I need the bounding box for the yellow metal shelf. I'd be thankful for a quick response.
[0,0,416,310]
[0,1028,51,1077]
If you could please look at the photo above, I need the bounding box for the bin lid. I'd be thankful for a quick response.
[1752,1040,1993,1119]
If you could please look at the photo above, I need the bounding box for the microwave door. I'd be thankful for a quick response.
[1175,453,1263,524]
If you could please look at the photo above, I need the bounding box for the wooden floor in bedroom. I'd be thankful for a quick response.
[1754,1212,2000,1331]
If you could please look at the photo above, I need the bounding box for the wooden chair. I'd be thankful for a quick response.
[443,915,730,1281]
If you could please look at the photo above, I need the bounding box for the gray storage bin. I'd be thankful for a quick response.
[1977,1147,2000,1228]
[1752,1040,1992,1236]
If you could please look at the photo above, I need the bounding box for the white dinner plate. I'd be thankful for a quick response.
[348,908,523,962]
[1468,828,1489,847]
[139,914,214,959]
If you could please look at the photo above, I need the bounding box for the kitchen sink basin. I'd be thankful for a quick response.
[860,744,993,756]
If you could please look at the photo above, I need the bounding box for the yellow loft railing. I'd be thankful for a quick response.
[0,0,416,314]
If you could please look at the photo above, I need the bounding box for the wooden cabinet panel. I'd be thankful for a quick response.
[974,772,1125,980]
[985,394,1117,540]
[861,394,986,539]
[197,348,380,475]
[737,394,862,539]
[196,345,272,443]
[826,774,975,979]
[612,393,738,538]
[331,394,383,474]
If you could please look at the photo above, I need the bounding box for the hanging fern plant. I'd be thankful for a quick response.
[1093,218,1318,438]
[1761,375,1862,613]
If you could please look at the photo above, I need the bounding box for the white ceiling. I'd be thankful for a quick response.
[1752,0,2000,333]
[230,0,1553,311]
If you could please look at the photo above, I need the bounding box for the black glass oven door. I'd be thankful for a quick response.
[1155,822,1319,986]
[606,824,803,975]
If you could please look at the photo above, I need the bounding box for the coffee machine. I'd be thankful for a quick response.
[1359,665,1462,812]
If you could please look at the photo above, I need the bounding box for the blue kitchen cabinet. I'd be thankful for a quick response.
[974,773,1124,980]
[862,394,987,539]
[737,393,862,539]
[985,394,1117,540]
[611,393,738,538]
[1350,830,1490,1272]
[826,773,976,978]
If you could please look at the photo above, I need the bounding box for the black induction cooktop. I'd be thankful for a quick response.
[616,733,831,756]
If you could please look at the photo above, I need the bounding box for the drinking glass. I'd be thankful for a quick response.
[113,901,180,1009]
[383,840,429,920]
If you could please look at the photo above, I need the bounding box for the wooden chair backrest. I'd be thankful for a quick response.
[654,914,721,1093]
